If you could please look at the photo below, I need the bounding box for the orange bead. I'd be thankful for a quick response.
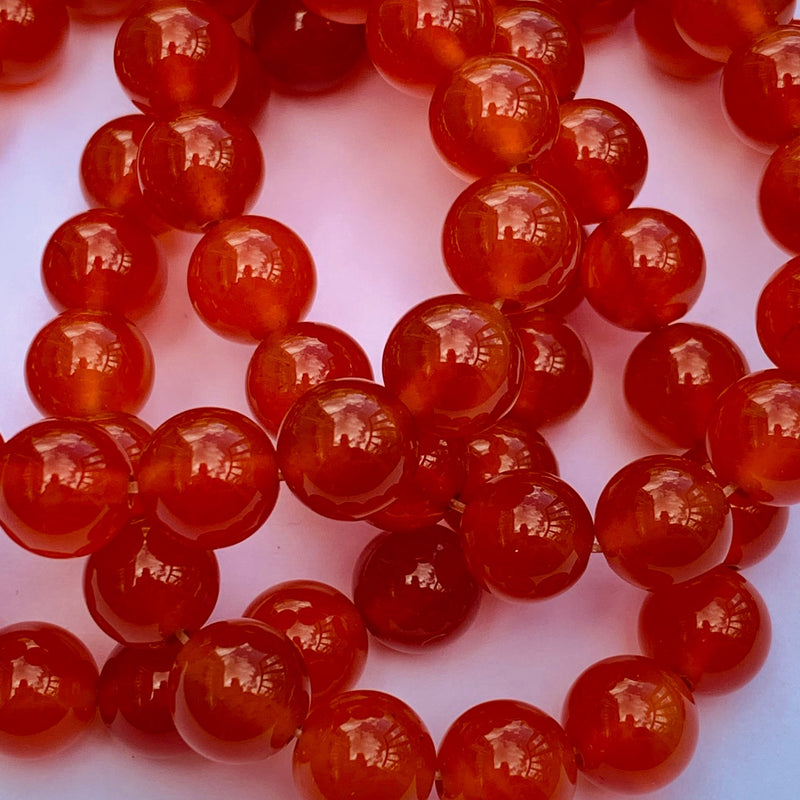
[757,256,800,370]
[562,0,634,38]
[725,491,789,567]
[223,38,271,128]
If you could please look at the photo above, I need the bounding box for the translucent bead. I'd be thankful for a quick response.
[223,39,271,128]
[757,255,800,369]
[65,0,136,19]
[725,491,789,567]
[564,0,634,38]
[205,0,253,19]
[304,0,369,25]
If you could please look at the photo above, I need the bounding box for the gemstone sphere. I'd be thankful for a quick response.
[757,255,800,370]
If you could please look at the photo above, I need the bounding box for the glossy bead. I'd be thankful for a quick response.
[706,369,800,505]
[41,209,165,320]
[244,580,368,703]
[0,622,98,758]
[0,419,131,558]
[366,0,493,95]
[437,699,578,800]
[459,470,594,602]
[246,322,373,436]
[760,135,800,252]
[562,655,698,793]
[65,0,137,18]
[639,566,771,694]
[442,174,582,306]
[304,0,368,24]
[532,99,648,225]
[0,0,68,87]
[170,619,309,762]
[757,256,800,369]
[581,208,705,331]
[382,294,523,437]
[25,310,154,418]
[84,517,220,646]
[624,322,749,448]
[204,0,253,19]
[113,0,239,117]
[138,108,264,233]
[429,55,560,179]
[563,0,634,38]
[87,412,153,475]
[138,408,280,549]
[293,690,436,800]
[277,378,417,520]
[188,216,316,343]
[223,38,271,128]
[725,491,789,567]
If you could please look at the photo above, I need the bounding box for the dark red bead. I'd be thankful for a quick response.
[725,491,789,567]
[222,38,271,128]
[304,0,368,25]
[757,255,800,369]
[562,0,634,38]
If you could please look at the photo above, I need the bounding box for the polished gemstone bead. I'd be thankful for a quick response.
[293,690,436,800]
[429,55,560,178]
[581,207,705,330]
[277,378,417,520]
[760,135,800,252]
[65,0,136,19]
[624,322,748,448]
[25,310,154,418]
[562,655,698,793]
[205,0,253,19]
[562,0,634,38]
[757,256,800,369]
[244,580,368,703]
[442,174,581,306]
[725,491,789,567]
[222,39,271,128]
[86,412,153,475]
[459,470,593,601]
[0,622,98,758]
[382,294,523,437]
[138,407,280,549]
[188,216,316,343]
[437,699,578,800]
[304,0,368,24]
[170,619,309,762]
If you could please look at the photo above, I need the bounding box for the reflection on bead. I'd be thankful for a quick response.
[757,255,800,369]
[726,491,789,567]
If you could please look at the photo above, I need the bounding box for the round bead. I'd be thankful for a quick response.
[567,0,634,38]
[757,255,800,370]
[442,174,581,306]
[277,378,417,520]
[66,0,137,19]
[86,412,153,474]
[562,655,698,793]
[293,690,436,800]
[382,294,523,437]
[760,135,800,253]
[429,55,560,179]
[581,207,705,331]
[725,491,789,567]
[205,0,253,20]
[437,699,578,800]
[223,38,272,128]
[304,0,368,25]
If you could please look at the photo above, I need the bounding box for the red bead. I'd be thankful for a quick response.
[437,699,578,800]
[113,0,239,117]
[757,255,800,369]
[188,216,316,343]
[277,378,417,520]
[138,108,264,233]
[65,0,137,19]
[170,619,309,762]
[304,0,368,24]
[204,0,254,20]
[581,207,705,330]
[138,407,280,549]
[223,38,271,128]
[429,55,560,179]
[533,99,648,225]
[442,174,582,306]
[706,369,800,505]
[459,470,593,602]
[25,310,154,418]
[0,622,98,758]
[246,322,373,436]
[639,566,771,694]
[41,209,165,321]
[382,294,523,437]
[562,655,698,793]
[760,135,800,253]
[293,690,436,800]
[624,322,749,448]
[595,454,732,590]
[562,0,634,38]
[0,419,132,558]
[244,580,368,704]
[84,517,220,646]
[725,491,789,567]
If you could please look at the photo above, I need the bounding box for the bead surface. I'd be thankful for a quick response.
[725,491,789,567]
[304,0,369,24]
[757,255,800,370]
[223,38,272,128]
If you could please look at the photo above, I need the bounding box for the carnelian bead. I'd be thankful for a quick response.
[41,209,165,321]
[0,622,98,759]
[624,322,748,448]
[84,517,220,646]
[87,412,153,474]
[246,322,373,436]
[581,207,705,331]
[222,38,271,128]
[204,0,253,19]
[562,0,633,38]
[293,690,436,800]
[65,0,137,19]
[382,294,523,437]
[757,256,800,369]
[437,699,578,800]
[277,378,417,520]
[532,99,648,225]
[0,419,131,558]
[25,310,154,418]
[562,655,698,793]
[459,470,594,601]
[706,369,800,505]
[113,0,239,117]
[244,580,368,703]
[760,135,800,252]
[430,55,560,179]
[442,174,582,306]
[725,491,789,567]
[170,619,310,762]
[138,407,280,549]
[304,0,368,25]
[188,216,316,343]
